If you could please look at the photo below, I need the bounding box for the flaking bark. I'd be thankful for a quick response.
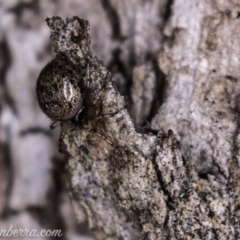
[45,17,240,240]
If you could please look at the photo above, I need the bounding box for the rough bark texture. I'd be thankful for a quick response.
[0,1,240,240]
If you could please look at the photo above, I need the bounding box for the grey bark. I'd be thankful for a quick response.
[0,0,239,240]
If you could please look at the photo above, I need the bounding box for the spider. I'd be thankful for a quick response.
[36,56,121,146]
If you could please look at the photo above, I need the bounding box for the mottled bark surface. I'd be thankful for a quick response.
[0,0,240,240]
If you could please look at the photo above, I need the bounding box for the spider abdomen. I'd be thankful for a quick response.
[36,59,82,121]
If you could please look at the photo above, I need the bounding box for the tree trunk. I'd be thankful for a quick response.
[0,1,239,240]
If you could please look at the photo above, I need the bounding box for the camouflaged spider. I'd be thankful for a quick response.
[36,56,119,145]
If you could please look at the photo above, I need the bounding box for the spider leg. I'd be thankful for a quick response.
[92,107,125,146]
[86,70,122,146]
[50,121,59,129]
[96,132,114,146]
[96,107,125,119]
[93,72,111,105]
[93,87,105,105]
[86,127,114,146]
[87,63,90,89]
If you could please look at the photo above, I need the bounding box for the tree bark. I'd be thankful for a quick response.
[0,1,240,240]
